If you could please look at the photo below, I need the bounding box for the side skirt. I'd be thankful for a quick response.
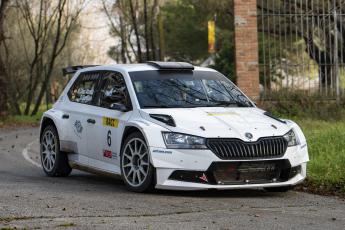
[69,161,122,179]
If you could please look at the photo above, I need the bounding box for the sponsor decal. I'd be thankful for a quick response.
[152,149,172,154]
[73,120,83,139]
[103,149,117,159]
[207,112,238,116]
[102,117,119,128]
[245,132,253,140]
[199,173,208,182]
[107,130,111,147]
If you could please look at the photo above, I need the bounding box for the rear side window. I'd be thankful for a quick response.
[68,73,99,105]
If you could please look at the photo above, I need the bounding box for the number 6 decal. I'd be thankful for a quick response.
[107,130,111,147]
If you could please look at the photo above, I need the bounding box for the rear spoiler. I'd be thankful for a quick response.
[62,65,99,76]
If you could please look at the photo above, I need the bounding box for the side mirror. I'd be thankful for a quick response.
[110,103,128,112]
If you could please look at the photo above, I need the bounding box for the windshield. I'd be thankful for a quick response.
[129,70,254,109]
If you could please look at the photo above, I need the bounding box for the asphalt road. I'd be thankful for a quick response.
[0,127,344,230]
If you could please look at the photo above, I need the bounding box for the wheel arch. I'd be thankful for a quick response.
[120,120,168,151]
[121,126,145,153]
[40,116,58,143]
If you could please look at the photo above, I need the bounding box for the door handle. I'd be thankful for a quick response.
[87,119,96,124]
[62,114,69,119]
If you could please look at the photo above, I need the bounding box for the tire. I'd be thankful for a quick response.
[264,186,294,192]
[40,125,72,177]
[120,132,155,192]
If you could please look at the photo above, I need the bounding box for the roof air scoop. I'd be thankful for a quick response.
[146,61,194,71]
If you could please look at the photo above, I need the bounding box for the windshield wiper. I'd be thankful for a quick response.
[209,101,250,107]
[209,101,239,107]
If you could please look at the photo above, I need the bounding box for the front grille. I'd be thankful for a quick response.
[206,137,288,160]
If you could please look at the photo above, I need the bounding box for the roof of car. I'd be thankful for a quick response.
[77,63,217,74]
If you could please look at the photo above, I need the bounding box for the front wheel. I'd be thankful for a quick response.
[120,132,155,192]
[40,125,72,177]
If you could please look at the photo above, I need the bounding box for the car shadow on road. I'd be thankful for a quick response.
[62,171,289,198]
[151,189,288,198]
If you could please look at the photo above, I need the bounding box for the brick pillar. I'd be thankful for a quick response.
[234,0,260,100]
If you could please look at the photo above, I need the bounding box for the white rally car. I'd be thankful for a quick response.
[39,62,309,192]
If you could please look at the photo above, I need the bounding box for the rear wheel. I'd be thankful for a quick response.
[120,132,155,192]
[264,186,294,192]
[40,125,72,177]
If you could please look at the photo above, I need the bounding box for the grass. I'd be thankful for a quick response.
[0,113,42,127]
[56,222,76,228]
[0,104,51,128]
[294,118,345,195]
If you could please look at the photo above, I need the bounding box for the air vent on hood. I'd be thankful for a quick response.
[264,112,286,124]
[149,114,176,127]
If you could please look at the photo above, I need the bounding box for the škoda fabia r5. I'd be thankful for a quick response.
[39,62,309,192]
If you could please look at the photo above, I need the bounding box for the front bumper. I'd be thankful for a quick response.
[150,144,308,190]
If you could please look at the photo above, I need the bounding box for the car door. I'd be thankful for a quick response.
[85,71,133,173]
[63,72,101,165]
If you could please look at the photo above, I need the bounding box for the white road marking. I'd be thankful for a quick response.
[22,139,41,168]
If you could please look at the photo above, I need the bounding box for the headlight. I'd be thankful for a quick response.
[283,129,300,147]
[162,132,207,149]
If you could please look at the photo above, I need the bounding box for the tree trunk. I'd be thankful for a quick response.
[32,0,80,115]
[0,0,9,115]
[304,36,332,88]
[119,14,127,63]
[150,0,158,60]
[157,12,165,61]
[0,58,8,115]
[129,0,142,62]
[144,0,150,61]
[31,54,57,115]
[31,0,64,116]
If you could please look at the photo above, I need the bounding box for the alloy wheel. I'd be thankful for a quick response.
[122,138,150,187]
[41,130,57,172]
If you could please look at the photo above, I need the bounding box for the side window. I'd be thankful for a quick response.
[99,72,130,109]
[68,73,99,105]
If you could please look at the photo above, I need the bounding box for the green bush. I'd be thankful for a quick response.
[260,90,345,121]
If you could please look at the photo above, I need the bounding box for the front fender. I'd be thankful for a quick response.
[125,119,170,168]
[283,119,307,146]
[125,119,169,148]
[40,109,68,144]
[282,119,309,162]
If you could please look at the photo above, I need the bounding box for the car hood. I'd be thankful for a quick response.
[140,107,290,141]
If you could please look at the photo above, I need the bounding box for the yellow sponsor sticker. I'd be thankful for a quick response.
[207,112,238,116]
[102,117,119,128]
